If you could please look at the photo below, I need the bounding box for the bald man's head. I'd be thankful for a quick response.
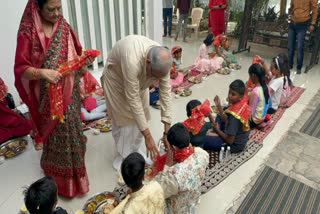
[147,46,172,77]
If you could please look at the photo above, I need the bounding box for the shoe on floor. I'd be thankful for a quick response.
[151,100,161,109]
[297,69,301,74]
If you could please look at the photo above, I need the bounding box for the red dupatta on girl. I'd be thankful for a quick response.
[14,0,83,142]
[151,145,195,176]
[224,96,251,131]
[79,71,103,98]
[183,99,211,135]
[213,34,228,48]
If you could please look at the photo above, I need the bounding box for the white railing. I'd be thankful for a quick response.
[61,0,148,70]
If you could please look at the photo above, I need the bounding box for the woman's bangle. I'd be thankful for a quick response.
[32,67,39,80]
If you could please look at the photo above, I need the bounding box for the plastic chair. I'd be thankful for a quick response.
[172,6,179,26]
[187,8,204,38]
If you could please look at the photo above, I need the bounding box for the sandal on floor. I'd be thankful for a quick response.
[151,100,161,109]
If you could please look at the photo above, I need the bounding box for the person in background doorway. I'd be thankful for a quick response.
[163,0,173,37]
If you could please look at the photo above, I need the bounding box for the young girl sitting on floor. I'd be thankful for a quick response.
[171,46,182,69]
[23,177,68,214]
[258,54,292,114]
[184,99,213,148]
[204,80,250,153]
[80,72,107,121]
[213,34,241,69]
[248,63,272,128]
[170,46,184,88]
[194,34,223,73]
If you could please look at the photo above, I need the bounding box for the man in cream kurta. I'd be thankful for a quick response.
[101,35,172,170]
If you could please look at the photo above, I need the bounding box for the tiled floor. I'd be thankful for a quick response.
[1,34,320,214]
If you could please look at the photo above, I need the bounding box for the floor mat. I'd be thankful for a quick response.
[201,141,263,194]
[249,86,305,143]
[236,166,320,214]
[300,103,320,139]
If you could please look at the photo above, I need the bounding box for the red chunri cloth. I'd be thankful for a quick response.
[225,96,250,131]
[151,145,195,176]
[0,78,8,102]
[49,49,100,122]
[183,99,211,135]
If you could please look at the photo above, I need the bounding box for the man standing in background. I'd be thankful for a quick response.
[163,0,173,37]
[288,0,318,74]
[175,0,192,42]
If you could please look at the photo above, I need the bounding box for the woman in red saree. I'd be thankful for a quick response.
[14,0,94,197]
[208,0,228,36]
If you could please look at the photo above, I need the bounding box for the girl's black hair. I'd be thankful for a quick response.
[186,99,201,117]
[272,53,293,89]
[24,176,57,214]
[36,0,49,9]
[249,64,270,104]
[203,34,214,46]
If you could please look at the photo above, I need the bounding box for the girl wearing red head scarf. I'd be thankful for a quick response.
[214,34,240,69]
[170,46,184,88]
[14,0,96,197]
[208,0,228,36]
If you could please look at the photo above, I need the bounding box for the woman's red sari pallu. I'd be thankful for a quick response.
[14,0,89,197]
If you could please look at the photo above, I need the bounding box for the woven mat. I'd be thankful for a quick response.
[249,86,305,143]
[300,102,320,139]
[236,166,320,214]
[285,86,306,107]
[201,141,263,194]
[174,65,217,90]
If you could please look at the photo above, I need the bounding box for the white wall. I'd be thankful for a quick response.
[0,0,28,103]
[146,0,163,45]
